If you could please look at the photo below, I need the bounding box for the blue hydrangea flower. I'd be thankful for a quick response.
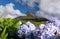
[17,21,36,39]
[17,18,60,39]
[32,28,41,39]
[48,18,60,28]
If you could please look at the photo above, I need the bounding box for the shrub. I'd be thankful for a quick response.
[0,18,20,39]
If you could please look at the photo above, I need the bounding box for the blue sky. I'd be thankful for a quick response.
[0,0,39,13]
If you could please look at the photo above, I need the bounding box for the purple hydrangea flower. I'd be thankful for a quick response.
[17,21,36,39]
[17,18,60,39]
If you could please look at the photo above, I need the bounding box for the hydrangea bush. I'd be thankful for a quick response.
[17,18,60,39]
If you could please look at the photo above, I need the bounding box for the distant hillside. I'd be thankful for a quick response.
[14,12,48,26]
[14,12,48,22]
[14,16,48,21]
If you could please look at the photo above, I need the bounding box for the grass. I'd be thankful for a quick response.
[14,19,46,27]
[31,21,46,26]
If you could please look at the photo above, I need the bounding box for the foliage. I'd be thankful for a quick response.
[0,17,46,39]
[0,18,20,39]
[14,16,47,26]
[18,19,46,26]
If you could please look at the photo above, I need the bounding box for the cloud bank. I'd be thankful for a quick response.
[15,0,60,20]
[36,0,60,20]
[20,0,60,20]
[0,3,26,19]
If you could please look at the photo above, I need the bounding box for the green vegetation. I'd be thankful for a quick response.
[0,18,20,39]
[0,16,47,39]
[16,19,46,26]
[14,16,47,26]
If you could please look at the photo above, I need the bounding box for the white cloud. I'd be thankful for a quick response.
[36,0,60,20]
[15,0,40,7]
[40,0,60,14]
[0,3,26,19]
[4,14,17,18]
[15,0,60,20]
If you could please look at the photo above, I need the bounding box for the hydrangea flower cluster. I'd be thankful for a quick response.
[17,18,60,39]
[17,21,36,39]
